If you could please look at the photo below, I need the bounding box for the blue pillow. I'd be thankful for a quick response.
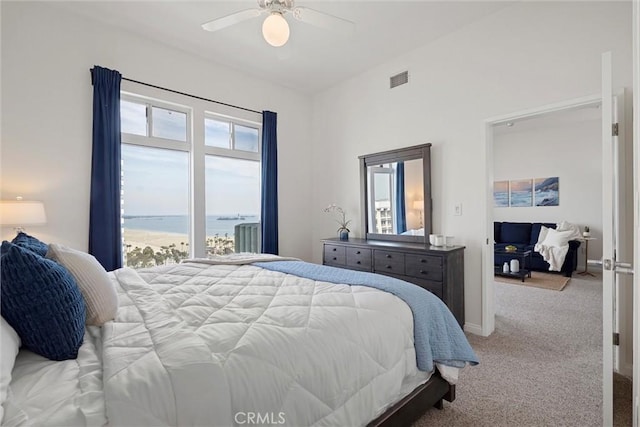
[494,222,502,243]
[500,222,532,244]
[1,241,85,361]
[11,232,48,257]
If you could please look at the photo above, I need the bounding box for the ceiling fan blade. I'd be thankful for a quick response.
[201,9,262,32]
[292,6,355,35]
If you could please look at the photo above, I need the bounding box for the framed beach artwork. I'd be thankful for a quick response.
[509,179,533,207]
[534,177,559,206]
[493,181,509,207]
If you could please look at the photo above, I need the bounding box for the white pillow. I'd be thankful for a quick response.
[1,317,21,423]
[556,221,583,241]
[537,225,550,244]
[541,228,573,248]
[46,243,118,326]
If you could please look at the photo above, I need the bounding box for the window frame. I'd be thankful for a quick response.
[121,93,192,152]
[119,90,262,263]
[204,112,261,161]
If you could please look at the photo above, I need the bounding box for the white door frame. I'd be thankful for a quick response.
[481,94,602,337]
[631,1,639,425]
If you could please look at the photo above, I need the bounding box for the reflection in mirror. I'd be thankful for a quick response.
[359,143,432,244]
[367,159,424,236]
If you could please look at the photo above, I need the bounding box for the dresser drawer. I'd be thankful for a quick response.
[346,247,372,270]
[324,244,346,265]
[412,278,443,299]
[373,250,405,275]
[405,254,443,282]
[406,253,442,269]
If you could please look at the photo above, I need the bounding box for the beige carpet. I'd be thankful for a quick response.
[412,272,633,427]
[494,271,570,291]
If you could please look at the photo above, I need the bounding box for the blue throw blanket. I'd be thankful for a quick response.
[254,261,479,372]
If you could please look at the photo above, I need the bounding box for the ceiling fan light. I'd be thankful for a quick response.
[262,13,290,47]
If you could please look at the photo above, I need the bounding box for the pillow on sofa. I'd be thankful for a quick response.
[556,220,584,241]
[0,317,20,423]
[46,243,118,326]
[501,222,532,244]
[494,222,502,243]
[537,225,550,244]
[530,223,556,245]
[541,228,574,248]
[11,232,48,257]
[0,242,85,361]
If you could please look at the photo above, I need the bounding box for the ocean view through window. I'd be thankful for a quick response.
[120,92,261,267]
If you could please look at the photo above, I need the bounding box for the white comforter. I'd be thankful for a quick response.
[2,329,106,427]
[103,260,432,426]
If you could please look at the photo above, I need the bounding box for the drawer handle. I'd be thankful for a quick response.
[386,265,392,269]
[386,254,391,258]
[332,248,337,252]
[420,270,427,274]
[420,259,427,263]
[332,257,337,261]
[356,261,361,264]
[356,251,361,254]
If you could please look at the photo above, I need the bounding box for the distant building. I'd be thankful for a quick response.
[374,200,393,234]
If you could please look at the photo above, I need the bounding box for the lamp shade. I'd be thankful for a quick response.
[413,200,424,210]
[0,200,47,226]
[262,13,290,47]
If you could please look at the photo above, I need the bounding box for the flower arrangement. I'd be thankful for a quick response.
[323,204,351,233]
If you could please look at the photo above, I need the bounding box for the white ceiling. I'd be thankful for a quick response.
[54,1,513,94]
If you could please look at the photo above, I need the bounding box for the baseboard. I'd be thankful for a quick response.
[616,362,633,379]
[464,322,483,336]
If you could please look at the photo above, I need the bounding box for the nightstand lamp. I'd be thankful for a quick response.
[413,200,424,227]
[0,197,47,234]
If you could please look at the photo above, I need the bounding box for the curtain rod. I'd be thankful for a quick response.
[121,77,262,115]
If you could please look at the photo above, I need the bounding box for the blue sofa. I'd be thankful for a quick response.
[494,222,581,277]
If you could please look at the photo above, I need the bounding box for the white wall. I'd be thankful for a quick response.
[309,1,633,330]
[493,112,603,267]
[0,2,313,260]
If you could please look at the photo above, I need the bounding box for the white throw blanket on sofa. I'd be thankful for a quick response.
[533,221,582,272]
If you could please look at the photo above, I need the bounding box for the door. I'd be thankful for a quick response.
[633,3,640,424]
[596,51,636,426]
[599,51,615,427]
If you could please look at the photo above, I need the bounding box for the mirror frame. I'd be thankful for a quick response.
[359,143,432,244]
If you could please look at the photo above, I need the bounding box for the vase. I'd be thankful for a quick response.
[510,259,520,273]
[339,230,349,241]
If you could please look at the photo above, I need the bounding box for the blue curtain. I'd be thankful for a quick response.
[260,111,279,254]
[89,66,122,271]
[395,162,407,234]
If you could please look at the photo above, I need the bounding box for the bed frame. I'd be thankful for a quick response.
[367,373,455,427]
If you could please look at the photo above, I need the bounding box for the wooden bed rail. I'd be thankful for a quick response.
[367,374,455,427]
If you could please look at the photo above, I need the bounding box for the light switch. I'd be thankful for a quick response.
[454,203,462,216]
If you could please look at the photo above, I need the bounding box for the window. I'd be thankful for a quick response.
[204,117,259,152]
[120,94,261,267]
[369,165,395,234]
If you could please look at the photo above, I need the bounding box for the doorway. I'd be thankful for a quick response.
[482,92,634,424]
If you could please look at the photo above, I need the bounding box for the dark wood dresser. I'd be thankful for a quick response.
[322,237,465,327]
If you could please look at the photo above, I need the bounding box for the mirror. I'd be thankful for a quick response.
[359,144,432,243]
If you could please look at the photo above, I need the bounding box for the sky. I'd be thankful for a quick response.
[120,101,260,216]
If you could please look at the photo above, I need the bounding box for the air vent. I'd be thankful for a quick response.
[390,71,409,89]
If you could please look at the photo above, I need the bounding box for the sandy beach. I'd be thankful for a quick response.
[123,228,234,255]
[123,229,191,253]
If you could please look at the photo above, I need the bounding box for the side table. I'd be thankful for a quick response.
[578,237,597,276]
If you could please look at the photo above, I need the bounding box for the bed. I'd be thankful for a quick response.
[1,242,477,427]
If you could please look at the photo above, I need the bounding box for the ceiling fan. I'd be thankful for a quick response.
[201,0,355,47]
